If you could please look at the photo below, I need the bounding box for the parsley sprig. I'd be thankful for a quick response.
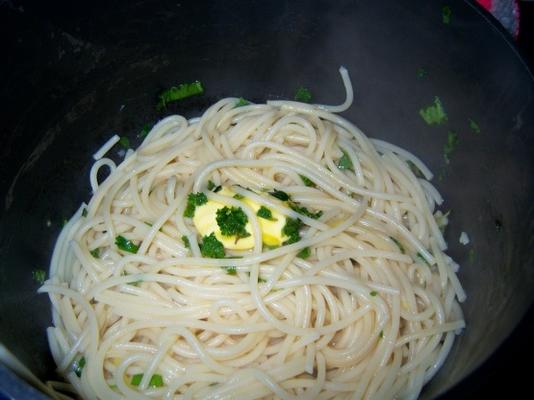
[216,206,251,241]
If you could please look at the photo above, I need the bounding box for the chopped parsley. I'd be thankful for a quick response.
[216,206,250,240]
[269,189,291,201]
[157,81,204,110]
[468,118,480,134]
[370,291,378,297]
[419,97,447,125]
[222,265,237,275]
[207,180,222,192]
[337,149,354,171]
[73,356,86,378]
[90,248,100,258]
[32,269,46,285]
[200,233,225,258]
[282,217,303,245]
[389,237,405,254]
[297,247,311,259]
[288,202,323,219]
[442,5,452,24]
[299,175,316,187]
[257,206,277,221]
[379,330,384,339]
[235,97,250,107]
[416,67,428,78]
[443,130,459,164]
[183,192,208,218]
[115,235,139,254]
[131,373,164,388]
[81,208,88,217]
[294,87,312,103]
[138,123,151,138]
[233,193,245,200]
[181,235,190,249]
[119,136,130,149]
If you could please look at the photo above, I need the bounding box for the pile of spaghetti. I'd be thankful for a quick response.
[40,68,465,400]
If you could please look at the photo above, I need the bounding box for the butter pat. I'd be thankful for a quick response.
[192,186,288,250]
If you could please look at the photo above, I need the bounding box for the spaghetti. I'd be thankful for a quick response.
[40,68,465,400]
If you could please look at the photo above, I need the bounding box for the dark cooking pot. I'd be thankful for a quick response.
[0,0,532,398]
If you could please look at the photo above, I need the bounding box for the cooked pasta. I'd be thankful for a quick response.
[40,68,465,400]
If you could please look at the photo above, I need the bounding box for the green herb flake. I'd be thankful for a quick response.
[416,252,432,267]
[90,248,100,258]
[443,130,459,164]
[299,175,316,187]
[269,189,291,201]
[288,202,323,220]
[419,97,448,125]
[257,206,277,221]
[119,136,130,149]
[200,233,225,258]
[157,81,204,111]
[417,67,428,78]
[294,87,312,103]
[297,247,311,259]
[468,118,480,134]
[370,291,378,297]
[222,265,237,275]
[468,249,476,264]
[131,373,164,388]
[337,149,354,171]
[183,192,208,218]
[138,123,151,138]
[282,217,303,245]
[128,280,143,287]
[379,330,384,339]
[181,235,191,249]
[235,97,250,107]
[233,193,245,200]
[207,181,222,192]
[389,237,405,254]
[81,208,88,217]
[442,5,452,24]
[115,235,139,254]
[73,356,86,378]
[258,276,267,283]
[32,269,46,285]
[216,206,250,240]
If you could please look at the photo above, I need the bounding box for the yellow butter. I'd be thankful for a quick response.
[192,186,288,250]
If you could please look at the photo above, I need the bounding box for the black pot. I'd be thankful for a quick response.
[0,0,532,399]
